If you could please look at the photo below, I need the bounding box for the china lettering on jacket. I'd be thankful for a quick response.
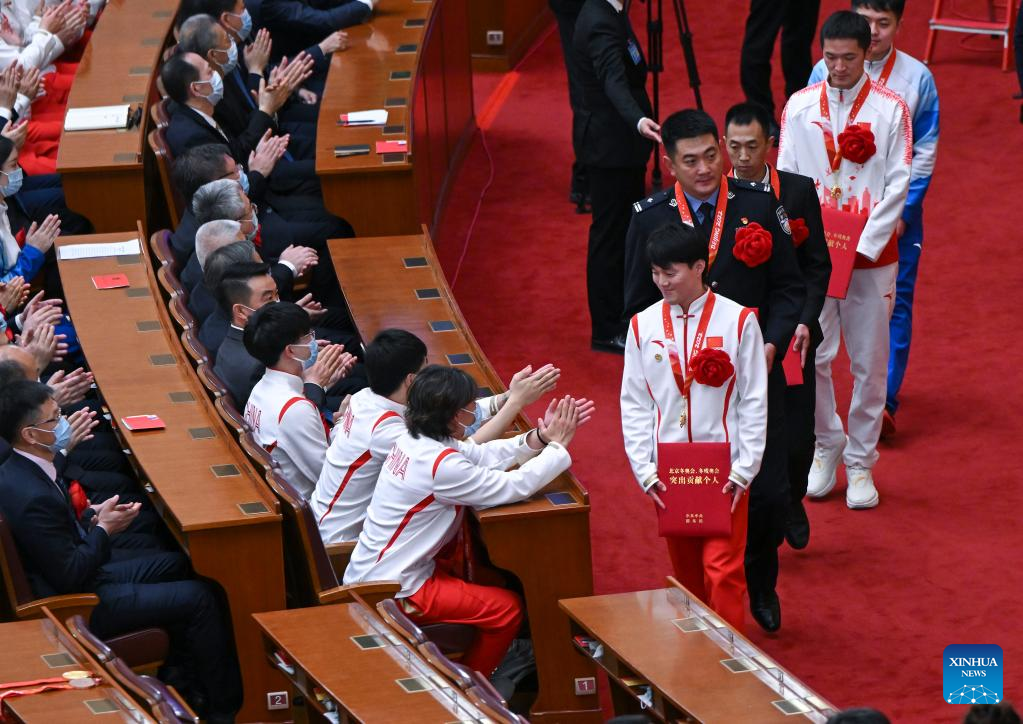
[385,444,409,479]
[341,407,355,437]
[244,405,262,434]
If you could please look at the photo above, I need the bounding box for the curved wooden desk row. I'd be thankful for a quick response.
[57,0,179,234]
[0,609,154,723]
[54,231,287,723]
[316,0,475,237]
[560,578,839,723]
[330,228,600,722]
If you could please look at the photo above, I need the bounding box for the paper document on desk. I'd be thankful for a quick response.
[64,104,131,131]
[339,109,388,126]
[59,238,140,260]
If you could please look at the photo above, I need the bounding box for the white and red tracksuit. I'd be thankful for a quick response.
[244,369,329,499]
[778,72,911,469]
[620,291,767,628]
[343,430,571,675]
[310,388,406,544]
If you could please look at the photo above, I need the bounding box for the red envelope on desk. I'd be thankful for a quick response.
[92,273,129,289]
[821,206,865,299]
[656,442,732,537]
[782,336,803,386]
[375,140,407,154]
[121,415,165,431]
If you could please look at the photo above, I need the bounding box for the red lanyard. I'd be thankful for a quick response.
[661,292,716,400]
[728,165,780,200]
[819,76,873,174]
[673,177,729,268]
[875,48,897,87]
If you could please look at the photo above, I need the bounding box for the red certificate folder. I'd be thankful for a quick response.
[782,336,803,386]
[821,206,866,299]
[656,442,732,537]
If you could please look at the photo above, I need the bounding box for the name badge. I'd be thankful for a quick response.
[627,39,642,65]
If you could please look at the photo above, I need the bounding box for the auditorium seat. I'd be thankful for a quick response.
[180,327,209,365]
[376,596,477,657]
[167,294,196,332]
[65,614,169,672]
[149,230,179,277]
[148,126,183,226]
[104,656,199,723]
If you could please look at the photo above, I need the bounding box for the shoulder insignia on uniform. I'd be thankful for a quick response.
[632,188,672,213]
[776,206,792,236]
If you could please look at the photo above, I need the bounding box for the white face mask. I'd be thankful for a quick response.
[220,41,239,75]
[194,71,224,106]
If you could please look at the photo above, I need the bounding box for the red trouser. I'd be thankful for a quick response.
[404,568,522,676]
[664,494,749,630]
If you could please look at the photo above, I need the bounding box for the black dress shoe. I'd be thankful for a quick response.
[785,500,810,550]
[591,333,626,354]
[750,591,781,632]
[569,190,592,214]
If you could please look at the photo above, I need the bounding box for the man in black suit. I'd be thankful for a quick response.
[572,0,660,353]
[549,0,588,211]
[0,381,243,723]
[261,0,373,62]
[623,109,805,633]
[161,51,318,197]
[739,0,821,134]
[723,102,831,552]
[177,14,317,160]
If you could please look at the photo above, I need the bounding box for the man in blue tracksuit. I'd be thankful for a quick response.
[809,0,938,436]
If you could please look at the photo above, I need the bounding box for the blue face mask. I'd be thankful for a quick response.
[462,403,484,436]
[31,416,72,453]
[229,9,253,41]
[291,336,318,371]
[238,169,250,195]
[244,210,258,243]
[221,41,239,75]
[2,166,23,197]
[195,71,224,106]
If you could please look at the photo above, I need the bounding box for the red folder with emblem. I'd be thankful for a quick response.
[821,206,866,299]
[656,442,733,537]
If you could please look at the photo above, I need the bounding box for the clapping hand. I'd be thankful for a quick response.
[536,395,580,448]
[278,245,317,276]
[66,407,98,451]
[295,293,326,323]
[0,275,28,312]
[47,367,94,406]
[541,395,595,429]
[304,343,349,389]
[18,67,41,102]
[2,119,29,151]
[244,28,272,75]
[318,30,350,55]
[248,129,289,176]
[508,363,560,407]
[0,65,18,111]
[93,495,142,536]
[26,214,62,253]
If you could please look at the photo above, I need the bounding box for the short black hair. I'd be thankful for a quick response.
[825,708,891,724]
[213,259,270,316]
[0,136,14,168]
[724,102,772,139]
[160,51,200,104]
[0,380,52,443]
[243,302,311,368]
[851,0,905,20]
[820,10,872,50]
[964,703,1023,724]
[172,143,231,203]
[405,365,478,442]
[646,223,710,282]
[365,329,428,397]
[661,109,718,157]
[177,0,235,27]
[0,359,28,387]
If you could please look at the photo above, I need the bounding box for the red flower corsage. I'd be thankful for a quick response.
[837,123,876,164]
[733,222,773,267]
[789,217,810,247]
[688,348,734,387]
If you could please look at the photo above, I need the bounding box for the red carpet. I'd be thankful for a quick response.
[435,2,1023,720]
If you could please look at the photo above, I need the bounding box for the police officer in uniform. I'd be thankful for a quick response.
[623,109,804,632]
[573,0,661,353]
[723,102,831,552]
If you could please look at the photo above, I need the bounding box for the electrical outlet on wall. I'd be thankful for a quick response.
[486,30,504,46]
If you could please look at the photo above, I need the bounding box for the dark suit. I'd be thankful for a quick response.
[216,67,315,161]
[0,452,242,719]
[572,0,654,340]
[261,0,372,61]
[739,0,821,122]
[215,324,328,408]
[549,0,588,198]
[775,167,830,517]
[624,176,806,608]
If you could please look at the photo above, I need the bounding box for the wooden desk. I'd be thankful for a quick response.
[55,232,288,722]
[330,231,600,722]
[0,615,151,722]
[316,0,474,237]
[469,0,552,71]
[254,602,490,722]
[560,580,839,723]
[56,0,177,233]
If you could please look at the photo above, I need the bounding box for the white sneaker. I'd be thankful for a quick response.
[807,439,846,499]
[845,465,879,509]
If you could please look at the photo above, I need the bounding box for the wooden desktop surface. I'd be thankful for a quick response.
[330,231,600,722]
[254,603,487,722]
[55,232,287,722]
[560,586,838,723]
[56,0,178,232]
[316,0,474,237]
[0,617,151,723]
